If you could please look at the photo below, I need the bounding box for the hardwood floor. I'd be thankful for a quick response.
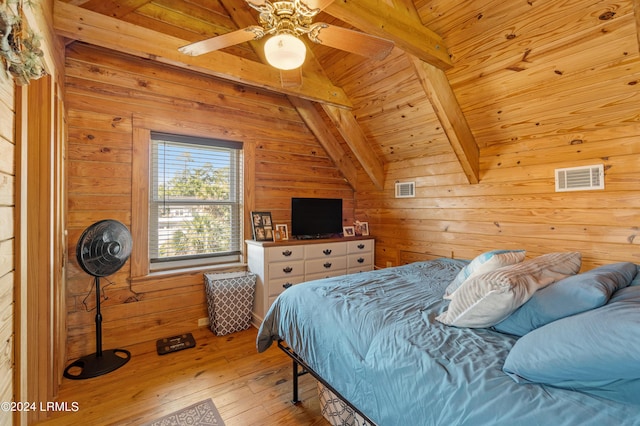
[37,327,327,425]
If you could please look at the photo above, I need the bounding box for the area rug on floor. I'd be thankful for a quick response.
[143,398,225,426]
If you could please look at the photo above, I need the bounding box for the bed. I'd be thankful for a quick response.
[256,251,640,425]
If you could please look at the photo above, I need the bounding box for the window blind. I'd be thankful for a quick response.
[150,132,243,265]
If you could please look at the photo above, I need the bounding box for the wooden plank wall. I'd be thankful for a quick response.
[351,0,640,271]
[64,43,354,360]
[356,128,640,271]
[0,64,15,426]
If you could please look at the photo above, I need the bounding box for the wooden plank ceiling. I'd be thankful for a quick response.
[53,0,640,189]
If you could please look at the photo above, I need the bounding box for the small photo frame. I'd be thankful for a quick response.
[343,226,355,237]
[274,224,289,241]
[358,222,369,236]
[251,211,274,241]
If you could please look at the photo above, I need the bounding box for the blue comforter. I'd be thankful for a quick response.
[257,259,640,425]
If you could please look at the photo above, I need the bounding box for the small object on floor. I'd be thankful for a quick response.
[156,333,196,355]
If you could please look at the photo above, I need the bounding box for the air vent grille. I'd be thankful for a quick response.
[395,182,416,198]
[555,164,604,192]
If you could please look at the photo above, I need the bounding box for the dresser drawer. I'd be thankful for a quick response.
[348,252,373,268]
[267,245,304,262]
[305,242,347,259]
[348,239,373,253]
[269,260,305,279]
[348,252,374,273]
[306,256,347,275]
[268,276,305,297]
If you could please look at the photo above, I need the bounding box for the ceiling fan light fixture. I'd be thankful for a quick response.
[264,33,306,70]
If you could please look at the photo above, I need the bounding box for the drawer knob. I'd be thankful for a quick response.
[357,257,365,263]
[323,249,332,255]
[283,283,293,289]
[357,244,365,249]
[323,262,332,268]
[282,250,292,256]
[283,266,293,273]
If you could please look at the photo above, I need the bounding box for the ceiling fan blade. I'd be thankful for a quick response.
[309,24,394,61]
[179,26,263,56]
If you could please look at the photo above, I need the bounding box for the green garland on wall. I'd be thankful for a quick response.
[0,0,46,85]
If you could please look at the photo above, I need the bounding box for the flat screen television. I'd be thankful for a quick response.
[291,197,343,239]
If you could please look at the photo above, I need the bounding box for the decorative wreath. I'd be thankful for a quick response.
[0,0,46,85]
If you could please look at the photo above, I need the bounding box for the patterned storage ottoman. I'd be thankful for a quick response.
[317,382,372,426]
[204,271,256,336]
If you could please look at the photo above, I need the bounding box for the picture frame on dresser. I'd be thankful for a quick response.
[343,226,355,237]
[355,221,369,236]
[275,224,288,241]
[251,211,274,241]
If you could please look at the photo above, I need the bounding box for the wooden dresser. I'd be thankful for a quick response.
[246,236,375,324]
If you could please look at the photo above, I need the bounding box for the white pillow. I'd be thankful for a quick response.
[436,252,581,328]
[444,250,526,299]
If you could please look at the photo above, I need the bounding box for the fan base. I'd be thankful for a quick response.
[63,349,131,380]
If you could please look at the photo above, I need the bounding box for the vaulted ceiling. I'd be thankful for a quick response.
[53,0,640,190]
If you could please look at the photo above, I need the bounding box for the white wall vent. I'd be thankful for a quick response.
[555,164,604,192]
[395,182,416,198]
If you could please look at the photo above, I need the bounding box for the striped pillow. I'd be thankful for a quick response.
[444,249,526,299]
[436,252,582,328]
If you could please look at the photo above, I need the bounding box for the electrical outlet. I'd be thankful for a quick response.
[197,317,209,327]
[386,261,392,267]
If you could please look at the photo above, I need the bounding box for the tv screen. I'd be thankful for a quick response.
[291,197,343,239]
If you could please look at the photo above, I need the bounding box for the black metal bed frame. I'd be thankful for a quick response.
[277,340,376,425]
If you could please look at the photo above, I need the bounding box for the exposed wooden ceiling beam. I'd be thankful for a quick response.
[324,0,453,70]
[409,56,479,184]
[76,0,151,19]
[290,98,359,189]
[322,105,385,190]
[53,1,352,109]
[325,1,478,183]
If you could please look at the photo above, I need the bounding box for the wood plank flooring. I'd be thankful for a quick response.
[36,327,327,425]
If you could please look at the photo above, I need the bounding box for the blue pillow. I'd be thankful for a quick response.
[493,262,637,336]
[503,285,640,405]
[630,265,640,286]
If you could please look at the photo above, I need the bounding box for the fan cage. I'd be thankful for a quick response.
[76,219,132,277]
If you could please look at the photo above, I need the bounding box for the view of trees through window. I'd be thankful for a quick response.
[150,133,242,264]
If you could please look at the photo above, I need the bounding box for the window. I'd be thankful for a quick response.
[150,132,243,269]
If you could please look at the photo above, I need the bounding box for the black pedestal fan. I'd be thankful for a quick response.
[64,219,133,380]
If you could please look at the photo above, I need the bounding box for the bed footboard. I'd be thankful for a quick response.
[277,340,376,425]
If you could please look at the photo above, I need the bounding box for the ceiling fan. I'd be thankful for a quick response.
[178,0,394,71]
